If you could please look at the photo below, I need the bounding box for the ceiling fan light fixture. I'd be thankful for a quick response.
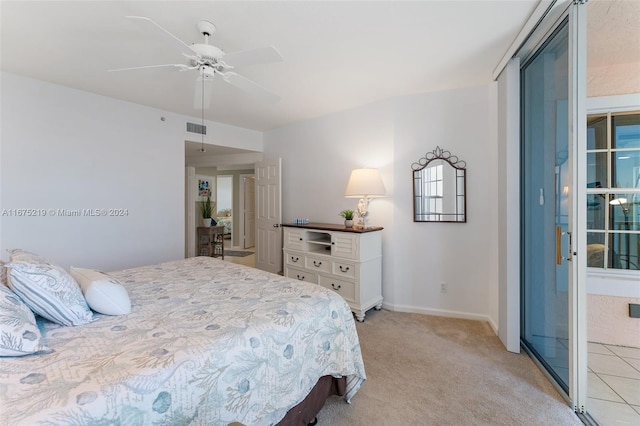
[113,16,282,110]
[200,65,215,79]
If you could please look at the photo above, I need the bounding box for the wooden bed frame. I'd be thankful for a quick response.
[278,376,346,425]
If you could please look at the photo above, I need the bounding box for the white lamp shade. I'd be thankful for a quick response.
[609,197,628,205]
[344,168,386,198]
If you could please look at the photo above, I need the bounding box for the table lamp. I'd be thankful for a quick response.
[344,168,386,228]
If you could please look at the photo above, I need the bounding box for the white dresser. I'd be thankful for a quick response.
[282,223,383,322]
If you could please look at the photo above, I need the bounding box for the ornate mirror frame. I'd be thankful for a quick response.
[412,146,467,223]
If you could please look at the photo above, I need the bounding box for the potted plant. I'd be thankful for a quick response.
[200,195,214,227]
[339,209,355,228]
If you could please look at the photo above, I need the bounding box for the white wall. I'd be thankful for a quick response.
[0,72,183,270]
[264,100,396,304]
[1,73,262,271]
[264,85,499,323]
[2,71,501,324]
[496,58,521,351]
[392,85,498,323]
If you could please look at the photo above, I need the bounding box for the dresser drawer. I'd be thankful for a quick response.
[285,267,317,284]
[332,260,356,279]
[305,255,331,273]
[318,276,355,302]
[284,252,304,267]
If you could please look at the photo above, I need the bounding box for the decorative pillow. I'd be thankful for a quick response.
[7,262,94,326]
[7,248,51,265]
[70,267,131,316]
[0,285,48,356]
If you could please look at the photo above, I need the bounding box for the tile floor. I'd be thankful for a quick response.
[587,342,640,425]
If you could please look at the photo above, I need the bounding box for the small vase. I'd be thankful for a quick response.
[202,218,212,227]
[344,219,353,228]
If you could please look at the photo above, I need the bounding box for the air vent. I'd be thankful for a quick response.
[187,122,207,135]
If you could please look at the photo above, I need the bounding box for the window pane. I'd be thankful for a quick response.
[587,233,605,268]
[611,150,640,188]
[587,115,607,150]
[612,114,640,149]
[608,194,639,231]
[587,152,608,188]
[587,194,606,230]
[608,232,640,270]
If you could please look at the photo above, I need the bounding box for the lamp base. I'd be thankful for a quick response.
[355,209,372,229]
[355,197,372,229]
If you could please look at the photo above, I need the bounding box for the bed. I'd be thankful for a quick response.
[0,256,366,425]
[216,216,233,236]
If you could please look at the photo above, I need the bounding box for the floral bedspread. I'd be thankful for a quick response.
[0,257,365,425]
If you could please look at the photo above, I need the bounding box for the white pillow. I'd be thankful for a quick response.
[7,262,94,326]
[70,267,131,316]
[0,285,48,356]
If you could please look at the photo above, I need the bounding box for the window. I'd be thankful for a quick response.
[586,112,640,270]
[424,164,443,216]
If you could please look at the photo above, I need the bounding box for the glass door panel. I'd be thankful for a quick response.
[521,20,571,392]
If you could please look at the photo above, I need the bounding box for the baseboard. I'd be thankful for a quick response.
[381,302,498,335]
[487,317,499,335]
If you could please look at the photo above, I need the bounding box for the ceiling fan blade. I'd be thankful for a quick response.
[126,15,197,58]
[223,73,280,104]
[222,46,283,68]
[109,64,192,72]
[194,76,214,110]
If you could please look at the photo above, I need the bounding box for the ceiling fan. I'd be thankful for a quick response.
[110,16,283,108]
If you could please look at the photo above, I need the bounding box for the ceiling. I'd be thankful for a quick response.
[1,1,637,134]
[1,0,540,132]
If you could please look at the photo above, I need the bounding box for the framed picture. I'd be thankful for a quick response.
[198,179,210,197]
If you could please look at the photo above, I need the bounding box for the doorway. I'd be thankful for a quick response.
[216,175,233,246]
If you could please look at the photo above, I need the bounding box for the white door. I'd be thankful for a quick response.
[255,158,282,273]
[242,175,256,248]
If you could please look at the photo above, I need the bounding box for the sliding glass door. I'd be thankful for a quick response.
[520,0,587,415]
[521,19,571,391]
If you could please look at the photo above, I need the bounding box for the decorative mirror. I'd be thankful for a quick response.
[412,146,467,223]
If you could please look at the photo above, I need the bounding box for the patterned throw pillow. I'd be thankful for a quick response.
[7,249,50,265]
[0,285,47,356]
[6,249,93,326]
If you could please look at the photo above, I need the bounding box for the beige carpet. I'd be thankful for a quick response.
[316,310,582,425]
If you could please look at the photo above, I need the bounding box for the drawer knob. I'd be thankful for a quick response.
[296,275,305,280]
[339,265,350,272]
[313,260,322,267]
[331,283,341,291]
[291,256,299,262]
